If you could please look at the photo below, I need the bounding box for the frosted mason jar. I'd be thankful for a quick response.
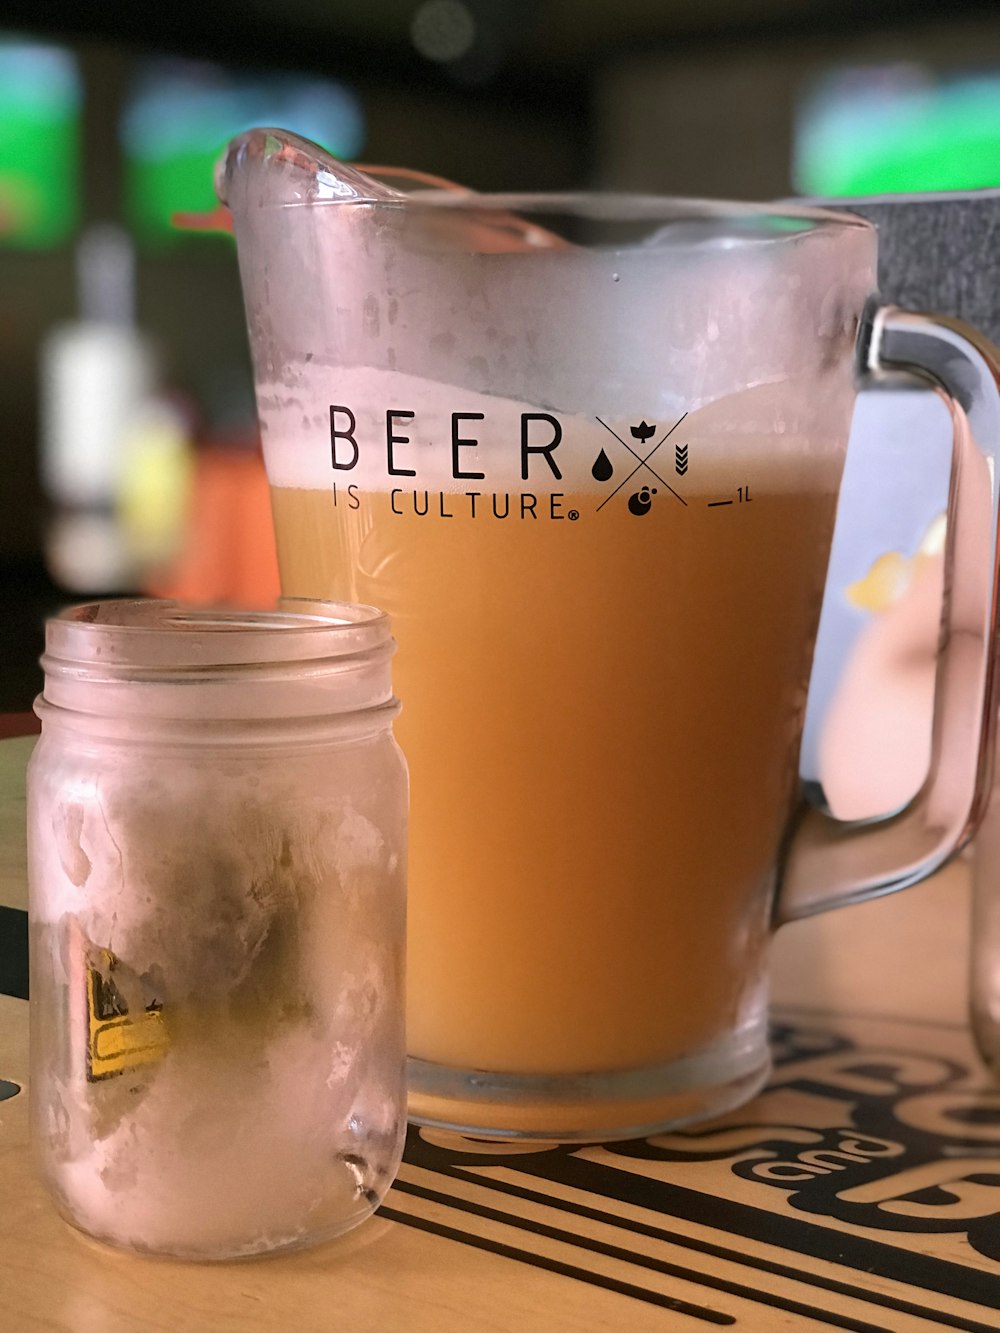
[27,598,407,1260]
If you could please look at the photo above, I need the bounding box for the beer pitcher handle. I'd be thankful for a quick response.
[776,305,1000,924]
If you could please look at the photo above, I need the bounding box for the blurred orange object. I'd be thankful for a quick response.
[147,444,280,609]
[172,204,233,235]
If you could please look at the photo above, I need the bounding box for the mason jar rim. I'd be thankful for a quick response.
[35,598,399,731]
[41,598,391,673]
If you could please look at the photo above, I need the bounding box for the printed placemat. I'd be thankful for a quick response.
[386,1010,1000,1331]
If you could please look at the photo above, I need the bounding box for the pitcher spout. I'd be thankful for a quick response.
[216,127,403,219]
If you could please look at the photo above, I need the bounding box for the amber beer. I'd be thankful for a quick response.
[269,385,844,1131]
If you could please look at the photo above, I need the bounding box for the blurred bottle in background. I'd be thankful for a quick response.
[38,223,193,593]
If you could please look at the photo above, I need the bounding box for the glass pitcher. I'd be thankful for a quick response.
[220,129,1000,1140]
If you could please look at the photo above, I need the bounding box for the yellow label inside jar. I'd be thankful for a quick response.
[86,949,168,1081]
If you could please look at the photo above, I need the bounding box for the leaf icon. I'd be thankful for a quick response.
[592,448,614,482]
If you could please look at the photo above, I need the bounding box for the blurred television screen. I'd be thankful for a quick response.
[794,63,1000,197]
[0,36,80,249]
[122,59,366,245]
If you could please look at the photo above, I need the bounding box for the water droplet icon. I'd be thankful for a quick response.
[592,448,614,482]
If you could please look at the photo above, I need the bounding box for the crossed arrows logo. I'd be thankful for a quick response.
[593,413,689,513]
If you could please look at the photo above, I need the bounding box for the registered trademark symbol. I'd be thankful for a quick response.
[568,509,580,521]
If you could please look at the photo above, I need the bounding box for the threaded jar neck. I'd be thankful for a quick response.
[37,598,398,737]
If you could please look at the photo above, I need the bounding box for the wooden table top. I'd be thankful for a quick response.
[1,733,997,1331]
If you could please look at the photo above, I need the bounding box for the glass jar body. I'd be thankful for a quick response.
[28,720,407,1260]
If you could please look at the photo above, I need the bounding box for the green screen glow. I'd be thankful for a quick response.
[795,66,1000,198]
[123,61,365,245]
[0,39,80,248]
